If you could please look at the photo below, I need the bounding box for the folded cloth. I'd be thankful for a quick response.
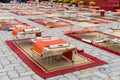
[33,39,68,55]
[12,27,33,37]
[12,28,24,37]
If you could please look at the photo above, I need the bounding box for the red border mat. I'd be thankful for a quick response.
[6,39,106,79]
[29,18,71,28]
[11,11,37,16]
[60,17,111,24]
[90,16,119,22]
[0,20,28,30]
[65,30,120,56]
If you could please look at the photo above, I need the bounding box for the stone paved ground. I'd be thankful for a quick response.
[0,8,120,80]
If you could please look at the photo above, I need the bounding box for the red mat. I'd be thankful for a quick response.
[90,16,119,22]
[11,11,37,16]
[0,20,28,30]
[29,19,71,28]
[60,17,111,24]
[6,39,107,79]
[65,30,120,56]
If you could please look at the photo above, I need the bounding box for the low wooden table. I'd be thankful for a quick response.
[31,37,76,62]
[19,30,42,37]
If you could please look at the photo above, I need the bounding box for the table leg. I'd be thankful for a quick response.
[72,50,75,65]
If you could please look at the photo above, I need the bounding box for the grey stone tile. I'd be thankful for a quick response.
[19,71,35,76]
[91,76,103,80]
[0,75,10,80]
[32,75,44,80]
[0,67,14,73]
[72,71,81,75]
[8,70,19,78]
[46,75,64,80]
[4,63,21,68]
[108,71,120,77]
[58,77,69,80]
[1,59,11,65]
[76,73,94,79]
[112,76,120,80]
[64,73,79,80]
[93,70,108,79]
[15,66,26,73]
[12,76,34,80]
[0,72,7,76]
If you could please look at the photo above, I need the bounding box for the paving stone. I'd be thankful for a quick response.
[79,78,92,80]
[8,70,19,78]
[0,75,10,80]
[0,63,3,69]
[46,75,64,80]
[11,59,22,64]
[12,76,33,80]
[0,40,4,44]
[91,76,103,80]
[4,63,21,68]
[0,72,7,76]
[98,55,111,61]
[72,71,81,75]
[109,62,120,67]
[1,59,10,65]
[0,67,14,73]
[20,71,35,76]
[0,57,6,63]
[1,46,10,52]
[20,62,29,68]
[111,76,120,80]
[58,77,68,80]
[110,58,120,63]
[32,75,44,80]
[7,56,17,61]
[25,67,32,71]
[97,64,110,68]
[108,71,120,77]
[15,66,26,73]
[96,66,111,74]
[0,54,13,57]
[76,73,94,79]
[93,70,108,79]
[110,66,120,72]
[64,73,79,80]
